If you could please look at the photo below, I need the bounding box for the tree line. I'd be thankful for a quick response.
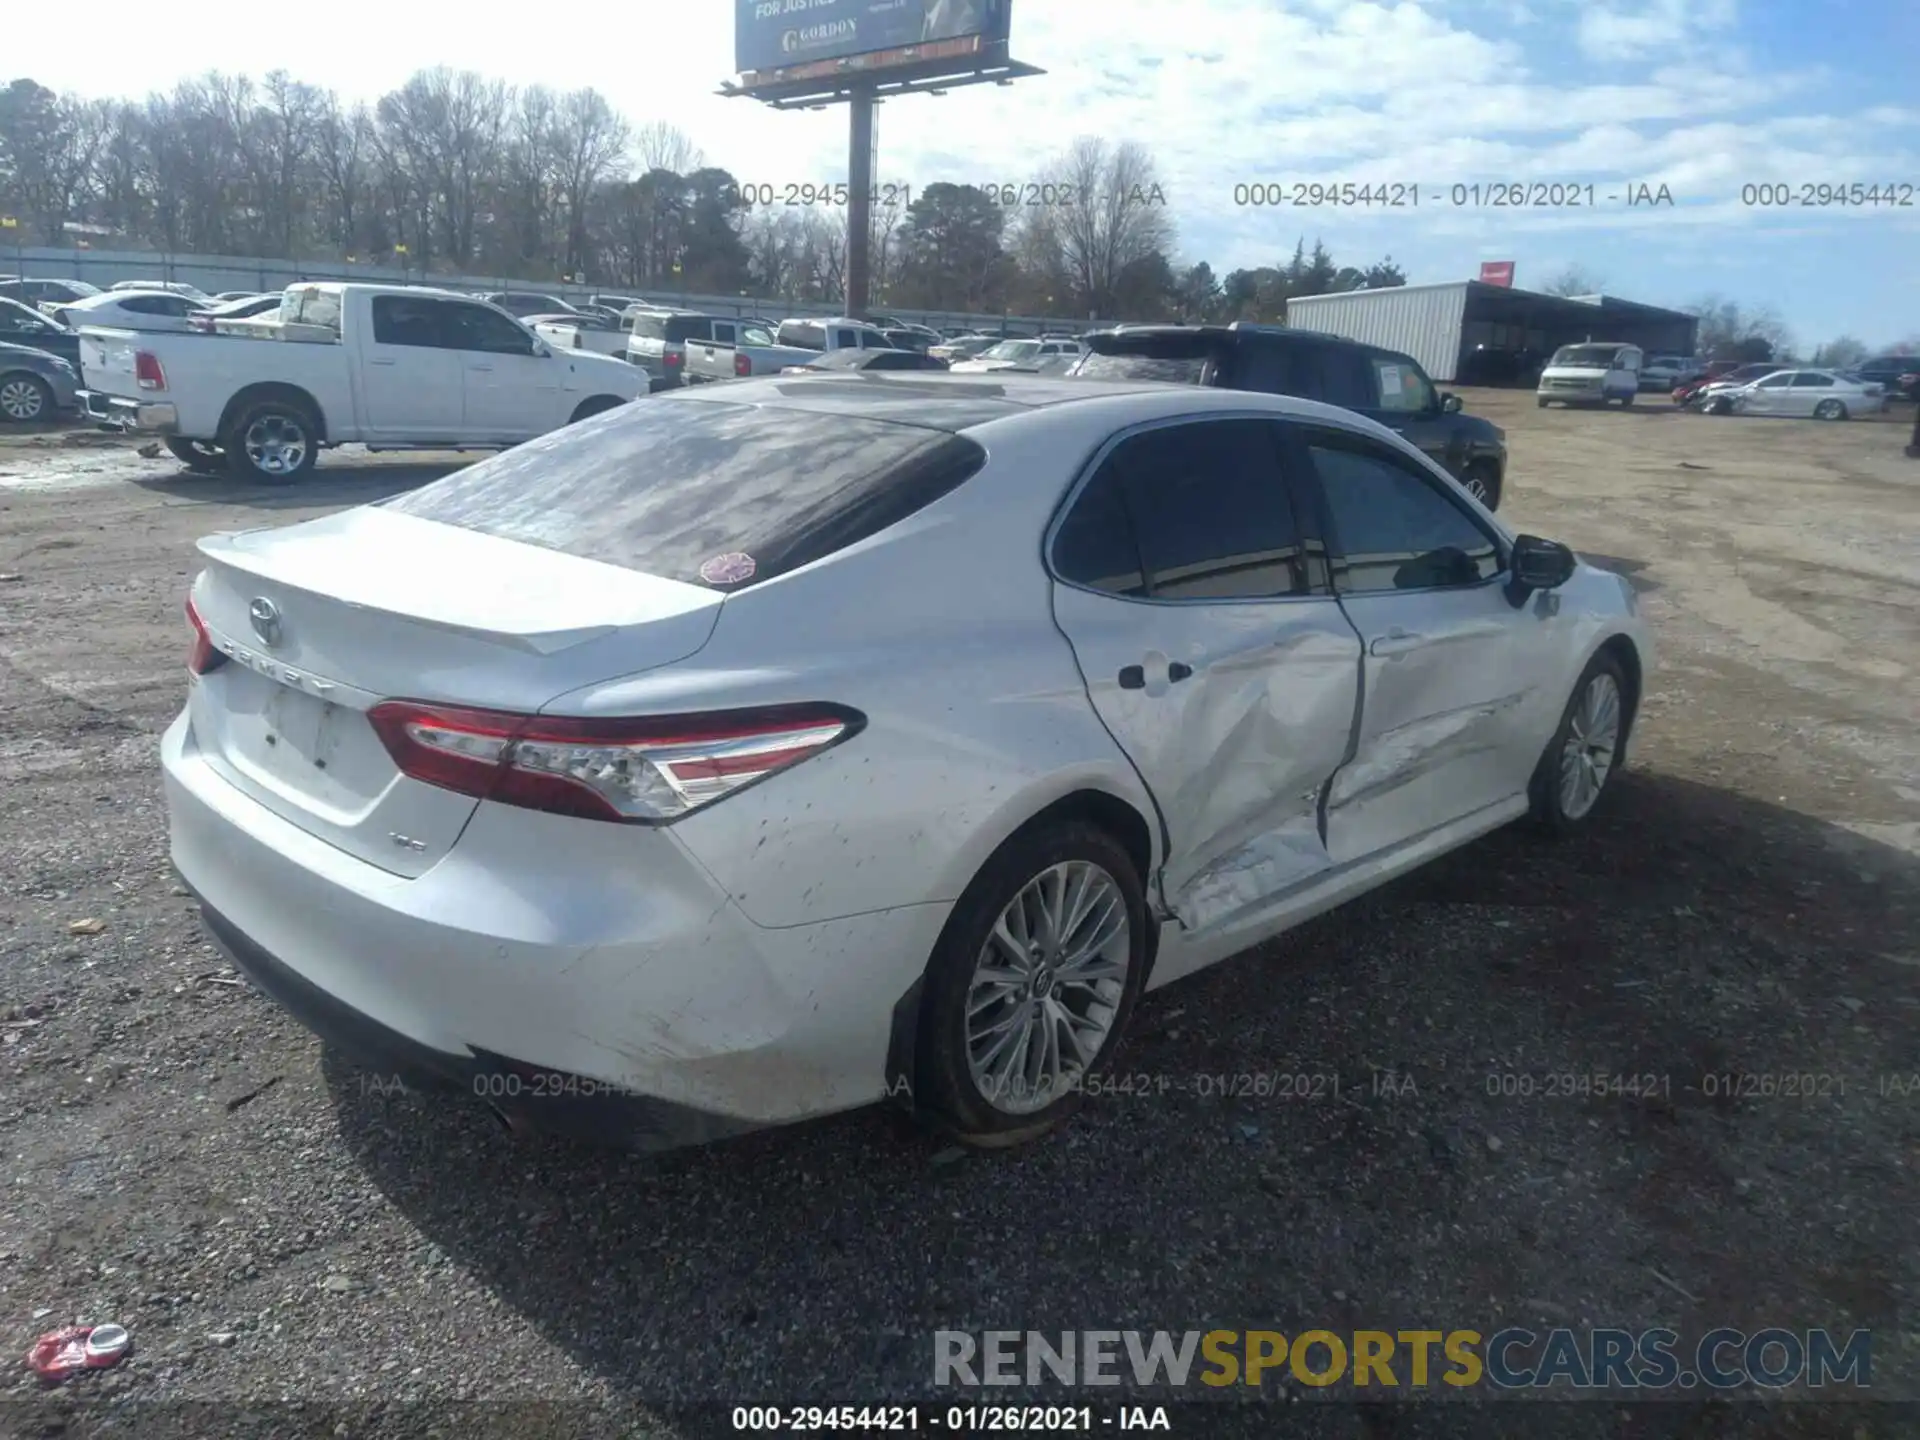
[0,70,1406,320]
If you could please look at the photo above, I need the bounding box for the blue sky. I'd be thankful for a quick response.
[10,0,1918,349]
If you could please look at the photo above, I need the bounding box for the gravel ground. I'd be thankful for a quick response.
[1,396,1917,1439]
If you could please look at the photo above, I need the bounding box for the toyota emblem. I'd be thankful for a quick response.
[248,597,283,647]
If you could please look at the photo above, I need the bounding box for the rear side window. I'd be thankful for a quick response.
[779,321,826,350]
[383,399,986,590]
[371,295,447,348]
[1053,419,1302,601]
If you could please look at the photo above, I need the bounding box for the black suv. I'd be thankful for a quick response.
[1854,355,1920,394]
[1069,323,1509,509]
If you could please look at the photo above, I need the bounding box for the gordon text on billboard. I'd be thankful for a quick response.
[736,0,1012,76]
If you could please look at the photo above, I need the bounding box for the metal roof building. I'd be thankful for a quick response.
[1286,280,1700,383]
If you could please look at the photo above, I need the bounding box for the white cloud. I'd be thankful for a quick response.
[1577,0,1738,62]
[1,0,1909,283]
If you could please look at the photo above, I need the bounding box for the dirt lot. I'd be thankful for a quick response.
[1,395,1916,1439]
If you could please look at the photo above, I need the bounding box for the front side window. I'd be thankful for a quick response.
[443,304,535,355]
[1372,357,1436,413]
[1755,373,1792,389]
[1306,436,1500,594]
[1053,419,1302,602]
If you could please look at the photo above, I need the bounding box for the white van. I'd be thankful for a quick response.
[1537,342,1643,408]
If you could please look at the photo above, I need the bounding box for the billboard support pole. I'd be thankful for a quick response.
[846,86,875,320]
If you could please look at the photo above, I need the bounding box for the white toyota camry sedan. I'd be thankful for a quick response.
[163,375,1650,1150]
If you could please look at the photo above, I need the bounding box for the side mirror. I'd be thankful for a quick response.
[1507,534,1576,603]
[1441,392,1463,414]
[532,340,551,358]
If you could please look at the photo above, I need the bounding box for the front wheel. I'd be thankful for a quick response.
[1813,398,1847,421]
[1617,391,1635,406]
[224,401,318,483]
[914,822,1148,1147]
[1528,652,1629,835]
[1535,396,1550,408]
[1461,460,1502,510]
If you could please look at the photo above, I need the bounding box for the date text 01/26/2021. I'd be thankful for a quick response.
[731,1405,1170,1432]
[1230,182,1675,208]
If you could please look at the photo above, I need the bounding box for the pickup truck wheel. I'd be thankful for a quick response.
[224,401,318,483]
[1462,460,1502,510]
[163,438,225,473]
[0,373,52,424]
[569,395,625,425]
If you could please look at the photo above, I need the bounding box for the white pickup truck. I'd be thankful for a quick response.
[682,316,900,384]
[79,282,645,481]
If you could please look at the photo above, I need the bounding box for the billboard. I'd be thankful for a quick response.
[736,0,1012,76]
[1478,260,1515,288]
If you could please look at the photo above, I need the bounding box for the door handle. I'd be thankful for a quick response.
[468,364,494,372]
[1117,665,1146,690]
[1167,661,1193,683]
[1369,630,1426,658]
[368,358,396,366]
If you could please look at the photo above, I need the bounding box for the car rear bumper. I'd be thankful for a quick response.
[161,709,947,1150]
[79,392,178,431]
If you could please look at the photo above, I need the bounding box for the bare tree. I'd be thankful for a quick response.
[1542,264,1607,297]
[633,121,702,177]
[1025,139,1173,318]
[552,89,630,278]
[0,80,109,243]
[315,96,374,254]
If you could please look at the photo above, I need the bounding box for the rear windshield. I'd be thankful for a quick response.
[1071,351,1209,384]
[381,398,986,590]
[1551,344,1625,367]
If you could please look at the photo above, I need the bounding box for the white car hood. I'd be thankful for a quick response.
[1539,365,1610,381]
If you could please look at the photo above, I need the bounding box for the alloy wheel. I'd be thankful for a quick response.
[965,860,1130,1115]
[1558,671,1621,820]
[0,377,47,422]
[243,414,308,475]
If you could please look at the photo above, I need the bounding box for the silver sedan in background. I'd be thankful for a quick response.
[1729,369,1887,420]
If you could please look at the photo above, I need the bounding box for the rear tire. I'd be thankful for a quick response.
[1814,398,1846,421]
[164,437,225,473]
[223,399,319,483]
[1527,651,1629,836]
[1618,391,1635,406]
[568,395,625,425]
[0,373,53,425]
[914,821,1148,1148]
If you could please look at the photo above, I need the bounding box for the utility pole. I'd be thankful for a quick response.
[846,88,875,319]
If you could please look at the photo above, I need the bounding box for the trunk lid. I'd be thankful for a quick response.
[187,505,724,876]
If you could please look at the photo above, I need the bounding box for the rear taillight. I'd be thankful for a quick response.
[366,701,864,823]
[135,352,166,390]
[664,350,683,368]
[734,351,752,377]
[185,596,225,675]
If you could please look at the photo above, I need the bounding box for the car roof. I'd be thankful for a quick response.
[662,370,1405,434]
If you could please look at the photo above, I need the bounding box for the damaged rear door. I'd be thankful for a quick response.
[1048,416,1361,931]
[1294,426,1544,863]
